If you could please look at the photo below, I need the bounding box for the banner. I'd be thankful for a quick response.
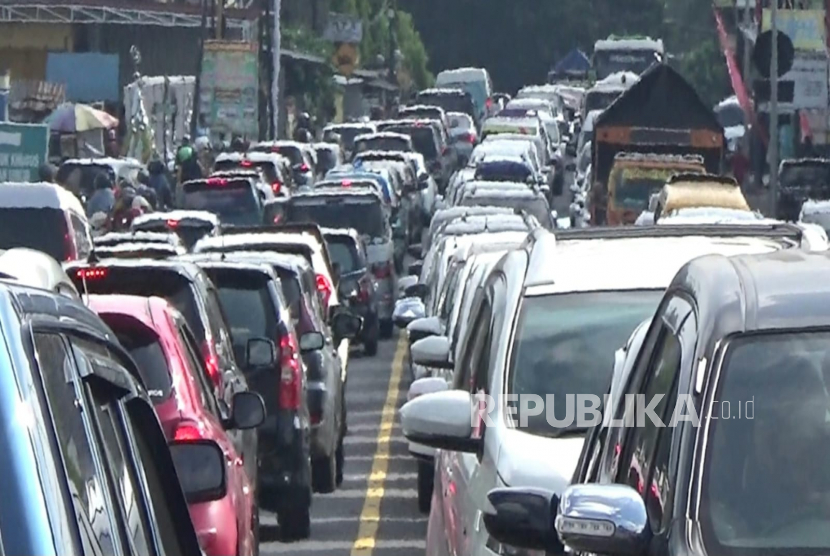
[0,123,49,182]
[199,40,259,139]
[324,13,363,43]
[761,9,826,51]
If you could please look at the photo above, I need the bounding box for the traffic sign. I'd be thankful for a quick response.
[753,30,795,78]
[333,43,359,77]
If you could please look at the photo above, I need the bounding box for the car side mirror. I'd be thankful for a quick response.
[300,331,325,352]
[419,172,430,182]
[410,335,453,369]
[408,261,423,276]
[331,310,363,341]
[556,484,649,555]
[169,439,227,504]
[405,283,429,301]
[246,338,278,367]
[483,488,563,554]
[393,297,426,328]
[227,391,266,430]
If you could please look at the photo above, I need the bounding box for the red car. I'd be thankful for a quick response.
[87,294,267,556]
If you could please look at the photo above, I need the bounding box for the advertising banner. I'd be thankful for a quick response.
[200,41,259,139]
[761,9,826,52]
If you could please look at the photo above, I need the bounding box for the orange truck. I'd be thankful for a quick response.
[605,153,705,225]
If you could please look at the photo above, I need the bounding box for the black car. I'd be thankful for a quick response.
[380,120,454,189]
[416,88,480,130]
[482,248,830,556]
[65,259,249,432]
[0,279,215,556]
[196,252,359,493]
[323,227,380,355]
[179,175,271,227]
[177,256,322,537]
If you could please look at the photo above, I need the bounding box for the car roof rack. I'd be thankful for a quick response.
[551,223,804,244]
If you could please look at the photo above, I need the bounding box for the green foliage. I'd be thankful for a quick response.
[398,0,730,104]
[282,25,330,58]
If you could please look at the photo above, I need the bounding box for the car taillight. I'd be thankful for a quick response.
[202,343,221,389]
[240,159,253,167]
[206,178,228,186]
[272,180,282,194]
[372,261,392,279]
[316,273,333,307]
[76,267,107,280]
[279,334,302,410]
[310,412,322,425]
[462,132,476,144]
[167,219,180,228]
[299,163,310,172]
[174,422,204,441]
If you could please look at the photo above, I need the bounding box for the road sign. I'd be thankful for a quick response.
[753,30,795,78]
[324,13,363,43]
[333,43,359,77]
[0,123,49,182]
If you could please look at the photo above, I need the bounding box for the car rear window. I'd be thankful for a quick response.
[315,149,339,174]
[417,93,475,117]
[460,194,549,224]
[111,322,173,404]
[327,127,373,150]
[57,163,115,195]
[133,222,214,250]
[325,235,362,275]
[384,126,438,159]
[356,137,409,153]
[206,270,279,365]
[273,267,303,322]
[181,180,261,226]
[271,146,303,165]
[0,207,69,261]
[69,267,206,342]
[284,198,384,238]
[214,160,279,183]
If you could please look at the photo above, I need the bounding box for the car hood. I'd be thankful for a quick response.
[496,427,584,494]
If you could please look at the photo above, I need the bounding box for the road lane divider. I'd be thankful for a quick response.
[350,335,407,556]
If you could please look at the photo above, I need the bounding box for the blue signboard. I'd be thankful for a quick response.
[47,53,120,102]
[0,123,49,182]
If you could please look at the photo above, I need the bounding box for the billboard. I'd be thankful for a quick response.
[0,123,49,182]
[199,40,259,139]
[761,9,826,52]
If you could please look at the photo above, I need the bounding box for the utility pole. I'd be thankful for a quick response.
[272,0,281,138]
[216,0,224,39]
[742,0,752,157]
[191,0,208,137]
[769,0,779,218]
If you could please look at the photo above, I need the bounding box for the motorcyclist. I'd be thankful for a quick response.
[293,112,315,142]
[176,137,204,184]
[135,169,159,210]
[86,172,116,218]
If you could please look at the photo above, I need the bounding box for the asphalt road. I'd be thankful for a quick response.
[260,333,426,556]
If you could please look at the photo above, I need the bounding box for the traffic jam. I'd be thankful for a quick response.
[1,23,830,556]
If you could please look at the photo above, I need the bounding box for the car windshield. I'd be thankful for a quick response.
[780,166,830,191]
[385,126,439,159]
[356,137,409,153]
[614,168,674,209]
[70,268,206,342]
[181,181,261,226]
[508,290,662,436]
[284,199,384,238]
[326,236,361,275]
[460,194,549,224]
[208,270,278,367]
[114,326,173,404]
[702,331,830,552]
[594,50,657,78]
[0,208,69,261]
[269,146,304,165]
[801,211,830,234]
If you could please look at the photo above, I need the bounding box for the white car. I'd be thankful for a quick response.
[401,223,808,556]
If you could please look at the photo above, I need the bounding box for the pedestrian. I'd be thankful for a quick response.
[38,163,57,183]
[147,157,174,209]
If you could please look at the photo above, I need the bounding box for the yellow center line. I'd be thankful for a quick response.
[350,335,407,556]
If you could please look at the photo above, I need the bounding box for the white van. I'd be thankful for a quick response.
[435,67,494,121]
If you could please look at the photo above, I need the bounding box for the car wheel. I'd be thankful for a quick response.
[417,460,434,513]
[336,436,345,486]
[379,319,394,339]
[279,506,311,541]
[312,451,337,493]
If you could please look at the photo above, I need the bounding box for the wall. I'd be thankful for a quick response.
[0,23,73,81]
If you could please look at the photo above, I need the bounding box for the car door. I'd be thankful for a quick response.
[448,282,496,556]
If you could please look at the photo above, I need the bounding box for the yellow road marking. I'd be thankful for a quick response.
[350,336,407,556]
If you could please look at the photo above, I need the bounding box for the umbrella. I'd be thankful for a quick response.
[46,103,119,133]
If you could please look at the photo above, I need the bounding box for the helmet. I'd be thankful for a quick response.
[38,163,56,182]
